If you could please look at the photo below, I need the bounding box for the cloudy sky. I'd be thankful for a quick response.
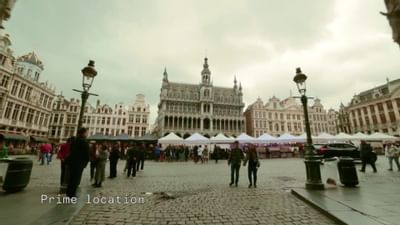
[5,0,399,125]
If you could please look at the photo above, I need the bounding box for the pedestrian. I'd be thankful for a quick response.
[385,142,400,171]
[214,145,220,163]
[154,144,161,162]
[136,143,145,171]
[65,127,90,198]
[89,143,98,181]
[193,146,199,163]
[0,134,8,159]
[203,145,209,163]
[359,140,377,173]
[243,144,260,188]
[109,143,120,178]
[198,145,204,164]
[40,142,52,165]
[126,143,138,178]
[228,141,244,187]
[57,137,74,187]
[93,144,108,187]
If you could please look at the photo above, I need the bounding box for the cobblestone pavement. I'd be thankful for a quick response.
[69,158,338,225]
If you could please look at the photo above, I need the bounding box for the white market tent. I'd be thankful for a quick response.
[236,133,256,143]
[350,132,370,141]
[297,133,317,143]
[314,132,336,142]
[334,132,354,141]
[184,133,210,145]
[158,132,184,145]
[367,132,398,141]
[256,133,277,144]
[210,133,234,144]
[276,133,300,143]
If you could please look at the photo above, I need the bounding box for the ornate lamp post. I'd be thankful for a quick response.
[381,0,400,47]
[73,60,98,131]
[293,67,324,190]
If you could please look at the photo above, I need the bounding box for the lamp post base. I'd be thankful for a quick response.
[304,155,324,190]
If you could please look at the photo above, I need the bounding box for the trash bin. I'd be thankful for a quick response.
[0,157,33,192]
[322,157,339,187]
[337,157,359,187]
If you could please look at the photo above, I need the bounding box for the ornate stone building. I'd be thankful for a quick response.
[48,94,150,142]
[154,58,246,138]
[0,32,55,138]
[244,95,337,137]
[341,78,400,136]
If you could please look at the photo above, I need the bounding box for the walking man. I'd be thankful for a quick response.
[136,143,145,171]
[359,140,377,173]
[228,141,244,187]
[385,142,400,171]
[109,143,120,178]
[66,127,90,198]
[126,143,138,178]
[243,144,260,188]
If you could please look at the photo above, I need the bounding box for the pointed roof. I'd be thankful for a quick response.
[184,133,209,144]
[201,57,210,75]
[163,67,168,80]
[210,133,234,143]
[158,132,184,144]
[256,133,277,143]
[236,133,256,143]
[18,51,44,70]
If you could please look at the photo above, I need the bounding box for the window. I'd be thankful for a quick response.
[102,117,106,125]
[129,115,134,123]
[18,84,26,98]
[4,102,13,119]
[19,106,27,121]
[11,80,19,96]
[141,127,146,136]
[12,104,20,120]
[107,117,110,125]
[27,109,34,123]
[134,126,140,136]
[136,115,141,123]
[0,74,10,87]
[386,100,393,110]
[0,54,6,65]
[122,119,126,126]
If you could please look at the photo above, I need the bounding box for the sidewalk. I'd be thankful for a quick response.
[292,156,400,225]
[0,156,91,225]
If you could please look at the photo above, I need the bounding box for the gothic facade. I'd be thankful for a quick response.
[154,58,246,138]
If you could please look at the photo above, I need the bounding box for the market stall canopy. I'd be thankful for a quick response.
[2,133,29,141]
[276,133,300,143]
[367,132,398,141]
[335,132,354,141]
[135,133,158,142]
[30,136,49,143]
[184,133,210,145]
[314,132,336,142]
[87,133,110,141]
[158,132,184,145]
[236,133,256,143]
[110,133,132,141]
[210,133,234,144]
[351,132,370,141]
[256,133,277,144]
[297,133,317,143]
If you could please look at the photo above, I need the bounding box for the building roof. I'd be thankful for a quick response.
[17,51,44,70]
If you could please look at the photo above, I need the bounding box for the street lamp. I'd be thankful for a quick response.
[381,0,400,47]
[293,67,324,190]
[0,0,17,29]
[73,60,98,131]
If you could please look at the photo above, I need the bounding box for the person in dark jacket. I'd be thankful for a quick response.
[66,127,90,198]
[89,143,98,181]
[126,143,138,178]
[136,143,145,171]
[228,141,244,187]
[360,140,377,173]
[109,143,120,178]
[243,144,260,188]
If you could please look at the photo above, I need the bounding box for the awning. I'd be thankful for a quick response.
[2,133,29,141]
[30,136,49,143]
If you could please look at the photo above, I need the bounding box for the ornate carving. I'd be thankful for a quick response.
[381,0,400,46]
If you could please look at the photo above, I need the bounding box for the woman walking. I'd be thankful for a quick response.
[243,144,260,188]
[385,142,400,171]
[93,144,108,187]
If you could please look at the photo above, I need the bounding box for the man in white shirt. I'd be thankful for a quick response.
[197,145,204,164]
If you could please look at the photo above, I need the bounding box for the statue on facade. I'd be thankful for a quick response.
[0,0,16,29]
[381,0,400,47]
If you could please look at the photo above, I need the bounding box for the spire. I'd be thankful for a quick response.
[239,82,242,91]
[163,67,168,81]
[234,75,238,89]
[201,57,210,75]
